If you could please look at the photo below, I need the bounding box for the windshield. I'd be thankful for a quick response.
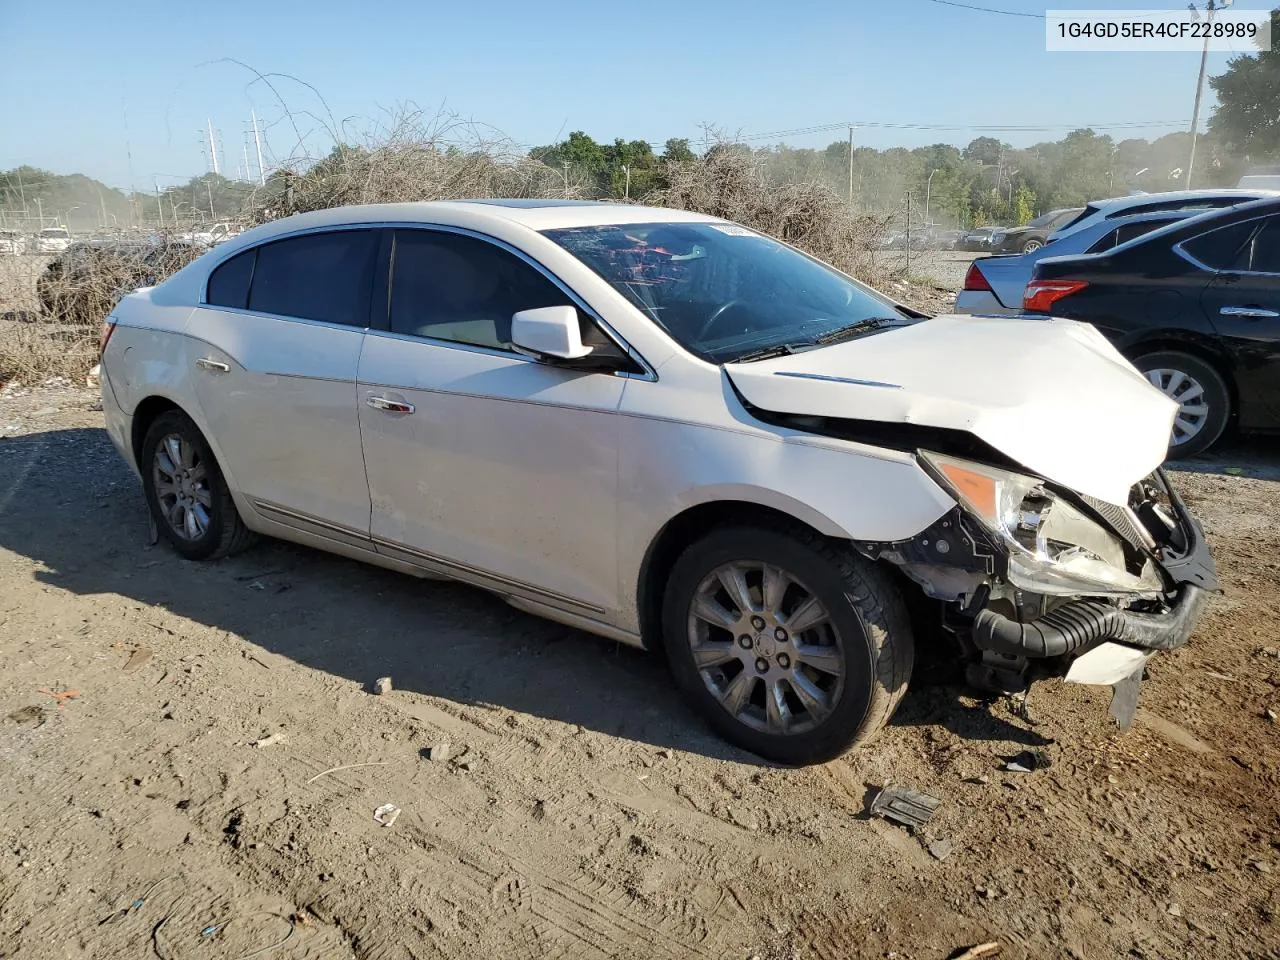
[543,221,910,362]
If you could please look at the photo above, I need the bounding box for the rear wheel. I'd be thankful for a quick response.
[1132,350,1230,459]
[661,525,913,765]
[141,410,255,560]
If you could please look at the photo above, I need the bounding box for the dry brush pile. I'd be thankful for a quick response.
[0,240,200,386]
[2,120,917,387]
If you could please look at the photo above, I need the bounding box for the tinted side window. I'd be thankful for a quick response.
[206,249,256,308]
[247,230,378,325]
[1181,221,1259,271]
[389,230,571,349]
[1245,216,1280,274]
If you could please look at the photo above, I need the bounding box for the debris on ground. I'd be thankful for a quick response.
[250,733,286,748]
[1002,750,1051,773]
[122,645,152,673]
[37,687,80,708]
[421,742,451,762]
[952,943,1001,960]
[373,803,401,827]
[926,837,954,861]
[868,784,941,830]
[371,676,392,695]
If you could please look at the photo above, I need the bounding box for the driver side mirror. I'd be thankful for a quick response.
[511,305,594,361]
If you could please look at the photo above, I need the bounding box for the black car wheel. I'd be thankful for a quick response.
[662,524,913,765]
[141,410,256,560]
[1133,351,1230,459]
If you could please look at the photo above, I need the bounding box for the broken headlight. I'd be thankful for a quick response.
[919,452,1164,597]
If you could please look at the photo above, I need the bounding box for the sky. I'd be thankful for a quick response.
[0,0,1273,190]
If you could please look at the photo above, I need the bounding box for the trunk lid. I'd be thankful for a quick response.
[725,314,1176,505]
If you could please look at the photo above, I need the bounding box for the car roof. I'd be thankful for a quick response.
[230,201,722,242]
[1091,188,1278,212]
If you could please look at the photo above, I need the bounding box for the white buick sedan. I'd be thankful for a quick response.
[100,200,1216,763]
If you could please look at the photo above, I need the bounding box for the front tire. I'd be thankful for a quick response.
[1132,350,1230,459]
[661,525,913,765]
[141,410,255,560]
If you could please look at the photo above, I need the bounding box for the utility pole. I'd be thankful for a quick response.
[847,126,855,204]
[251,110,266,186]
[1185,0,1230,189]
[905,191,913,276]
[207,118,220,176]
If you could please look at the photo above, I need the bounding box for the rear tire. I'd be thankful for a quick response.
[141,410,256,560]
[661,524,913,765]
[1132,350,1230,459]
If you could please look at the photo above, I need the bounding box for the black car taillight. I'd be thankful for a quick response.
[1023,279,1088,312]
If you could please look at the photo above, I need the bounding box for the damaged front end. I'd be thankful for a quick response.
[859,451,1218,727]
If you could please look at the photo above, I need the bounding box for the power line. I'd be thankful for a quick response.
[919,0,1045,18]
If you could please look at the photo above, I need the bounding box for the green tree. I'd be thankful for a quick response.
[1013,183,1037,225]
[1208,8,1280,159]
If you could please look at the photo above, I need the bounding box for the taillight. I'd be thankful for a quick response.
[963,262,992,292]
[99,318,117,357]
[1023,279,1088,313]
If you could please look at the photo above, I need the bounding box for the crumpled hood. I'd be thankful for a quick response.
[725,314,1177,505]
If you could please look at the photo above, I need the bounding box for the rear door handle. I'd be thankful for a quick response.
[1220,306,1280,319]
[366,396,415,414]
[195,357,230,373]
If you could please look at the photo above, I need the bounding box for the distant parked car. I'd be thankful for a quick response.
[956,209,1205,316]
[1047,189,1277,247]
[33,227,72,254]
[0,229,25,255]
[989,208,1084,254]
[37,239,201,325]
[1238,167,1280,191]
[959,227,1002,252]
[1024,195,1280,458]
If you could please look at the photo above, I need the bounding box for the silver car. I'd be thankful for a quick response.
[955,211,1195,316]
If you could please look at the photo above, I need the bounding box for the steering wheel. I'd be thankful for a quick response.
[695,299,748,340]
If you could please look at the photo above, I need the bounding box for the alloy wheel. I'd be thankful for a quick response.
[686,561,846,736]
[152,433,212,540]
[1144,368,1210,446]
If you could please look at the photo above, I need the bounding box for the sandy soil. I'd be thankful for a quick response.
[1,380,1279,960]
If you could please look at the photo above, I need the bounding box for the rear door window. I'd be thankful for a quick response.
[1244,216,1280,274]
[247,229,379,326]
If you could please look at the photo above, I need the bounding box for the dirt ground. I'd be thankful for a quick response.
[2,384,1280,959]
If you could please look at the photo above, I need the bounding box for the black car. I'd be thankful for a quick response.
[991,207,1084,254]
[1025,196,1280,457]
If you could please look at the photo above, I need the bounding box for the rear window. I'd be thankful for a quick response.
[1055,204,1100,233]
[246,230,378,326]
[1086,218,1181,254]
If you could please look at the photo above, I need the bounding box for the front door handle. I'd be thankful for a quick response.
[366,396,415,414]
[1220,305,1280,319]
[195,357,230,373]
